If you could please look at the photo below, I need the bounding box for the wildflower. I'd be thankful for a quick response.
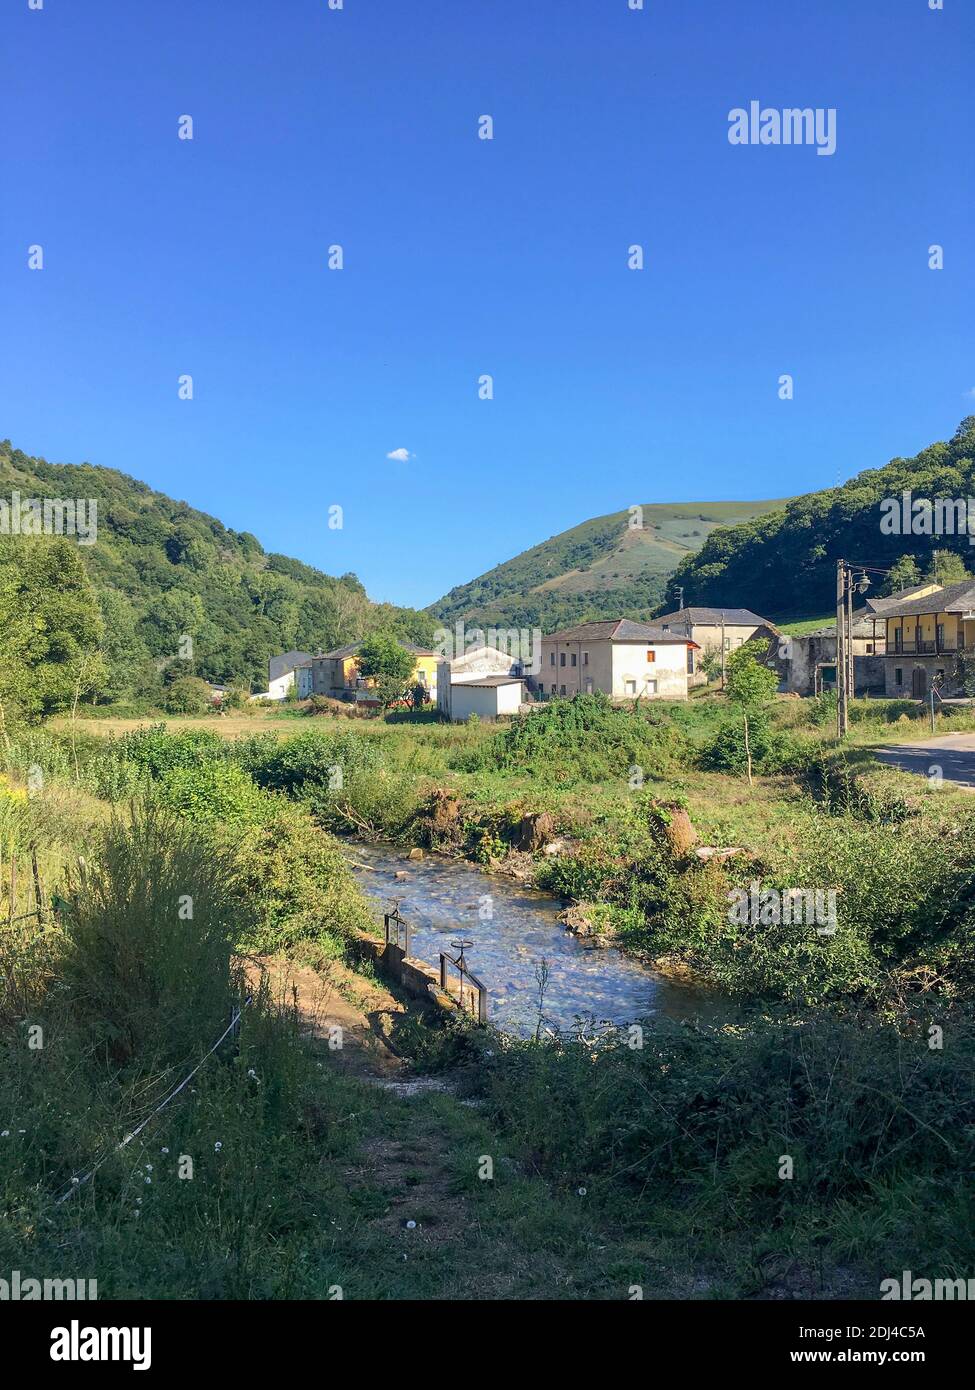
[577,1186,587,1197]
[0,1131,9,1138]
[214,1141,222,1152]
[161,1147,169,1155]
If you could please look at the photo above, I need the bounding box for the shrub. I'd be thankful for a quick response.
[114,723,225,778]
[164,676,213,715]
[59,805,242,1065]
[246,730,381,796]
[154,762,271,828]
[460,692,683,785]
[229,801,374,953]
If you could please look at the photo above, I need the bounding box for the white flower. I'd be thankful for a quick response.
[214,1141,222,1152]
[577,1186,587,1197]
[161,1147,169,1155]
[405,1220,417,1229]
[145,1163,153,1172]
[145,1176,152,1184]
[0,1131,9,1138]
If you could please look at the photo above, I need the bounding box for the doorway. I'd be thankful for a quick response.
[912,667,927,699]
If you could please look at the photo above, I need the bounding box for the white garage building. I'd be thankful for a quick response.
[447,675,525,722]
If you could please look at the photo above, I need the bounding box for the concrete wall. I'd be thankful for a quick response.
[267,670,295,700]
[536,636,613,697]
[612,641,688,699]
[449,680,523,722]
[436,646,522,717]
[535,637,687,699]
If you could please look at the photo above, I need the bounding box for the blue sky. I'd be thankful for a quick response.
[2,0,972,608]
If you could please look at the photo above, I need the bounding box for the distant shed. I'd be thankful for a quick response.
[448,675,524,722]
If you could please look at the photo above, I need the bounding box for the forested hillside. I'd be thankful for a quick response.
[664,419,975,619]
[430,498,787,631]
[0,440,435,703]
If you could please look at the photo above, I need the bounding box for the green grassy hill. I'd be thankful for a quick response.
[0,439,434,697]
[429,498,789,630]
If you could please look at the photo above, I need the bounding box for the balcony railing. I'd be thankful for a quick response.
[889,639,973,655]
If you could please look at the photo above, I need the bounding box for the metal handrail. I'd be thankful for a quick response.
[439,944,487,1025]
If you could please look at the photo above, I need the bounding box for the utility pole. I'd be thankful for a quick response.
[846,567,855,707]
[836,559,848,738]
[720,612,726,689]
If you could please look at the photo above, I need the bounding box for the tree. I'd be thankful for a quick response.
[354,633,416,708]
[165,676,213,715]
[879,554,921,597]
[924,549,969,586]
[725,643,779,786]
[0,538,105,727]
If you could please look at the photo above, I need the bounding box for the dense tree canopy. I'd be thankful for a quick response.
[663,420,975,620]
[0,440,436,701]
[0,537,105,728]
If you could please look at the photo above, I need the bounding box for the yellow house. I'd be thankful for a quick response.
[308,643,438,702]
[881,580,975,697]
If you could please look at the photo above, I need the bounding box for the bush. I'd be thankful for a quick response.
[229,801,375,953]
[154,762,271,828]
[246,730,382,796]
[164,676,213,715]
[114,723,225,778]
[59,805,242,1065]
[460,692,684,785]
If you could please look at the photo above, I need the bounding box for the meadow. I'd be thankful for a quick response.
[3,688,973,1298]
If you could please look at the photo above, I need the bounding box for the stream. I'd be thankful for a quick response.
[346,841,712,1037]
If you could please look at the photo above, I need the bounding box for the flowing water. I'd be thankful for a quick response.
[346,841,712,1037]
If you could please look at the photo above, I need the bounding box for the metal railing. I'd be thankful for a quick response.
[439,940,488,1024]
[383,903,411,956]
[890,639,972,655]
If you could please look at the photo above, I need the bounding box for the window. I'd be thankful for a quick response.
[560,684,566,696]
[624,679,636,695]
[865,643,873,654]
[687,648,695,674]
[646,650,655,662]
[895,668,903,686]
[560,652,566,667]
[894,629,902,653]
[646,678,657,695]
[550,652,555,666]
[537,683,544,694]
[937,623,945,649]
[583,652,589,665]
[570,653,577,667]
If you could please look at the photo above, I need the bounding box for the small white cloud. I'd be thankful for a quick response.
[964,388,975,400]
[386,447,413,462]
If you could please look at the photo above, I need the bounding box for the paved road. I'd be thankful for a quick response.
[873,733,975,789]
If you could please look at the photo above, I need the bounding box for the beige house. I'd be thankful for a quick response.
[879,581,975,697]
[654,607,777,685]
[306,642,438,703]
[533,619,696,701]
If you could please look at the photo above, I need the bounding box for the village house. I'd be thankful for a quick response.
[877,580,975,698]
[767,617,886,696]
[532,619,697,701]
[654,606,778,685]
[266,650,315,700]
[306,642,439,703]
[437,645,524,721]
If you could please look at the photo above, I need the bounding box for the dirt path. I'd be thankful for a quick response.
[243,954,409,1082]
